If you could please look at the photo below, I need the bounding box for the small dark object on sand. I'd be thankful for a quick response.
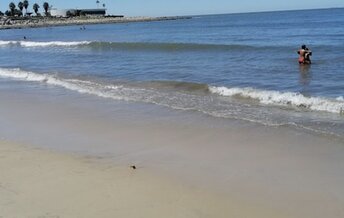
[130,165,136,170]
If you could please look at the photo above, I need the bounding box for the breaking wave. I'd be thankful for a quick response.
[0,68,343,138]
[0,40,91,47]
[5,40,339,52]
[0,67,343,115]
[0,68,128,100]
[0,40,16,46]
[209,86,344,114]
[0,40,257,51]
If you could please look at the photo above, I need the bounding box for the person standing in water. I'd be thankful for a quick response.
[297,45,312,64]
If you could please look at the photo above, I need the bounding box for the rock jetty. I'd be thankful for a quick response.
[0,16,191,30]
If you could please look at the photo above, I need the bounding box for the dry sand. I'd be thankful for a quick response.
[0,141,284,218]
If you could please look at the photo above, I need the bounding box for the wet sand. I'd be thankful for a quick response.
[0,85,344,217]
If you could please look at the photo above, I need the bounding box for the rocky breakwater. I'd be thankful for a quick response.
[0,16,191,30]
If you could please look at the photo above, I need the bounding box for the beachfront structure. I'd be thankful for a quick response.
[78,9,106,16]
[50,9,69,17]
[50,8,106,17]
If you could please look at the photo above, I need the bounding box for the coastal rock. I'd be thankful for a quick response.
[0,16,191,30]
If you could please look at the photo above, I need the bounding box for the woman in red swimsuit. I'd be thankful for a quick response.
[298,45,312,64]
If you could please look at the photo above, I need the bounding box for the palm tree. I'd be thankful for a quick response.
[9,2,16,16]
[33,3,39,15]
[43,2,49,16]
[23,0,29,14]
[5,10,12,16]
[18,2,24,14]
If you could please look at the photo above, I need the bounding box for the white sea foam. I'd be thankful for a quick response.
[1,68,343,115]
[0,40,17,46]
[0,68,124,101]
[0,68,48,81]
[0,40,91,47]
[20,41,91,47]
[209,86,344,114]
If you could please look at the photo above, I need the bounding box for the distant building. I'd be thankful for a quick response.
[50,9,70,17]
[50,8,106,17]
[77,9,106,16]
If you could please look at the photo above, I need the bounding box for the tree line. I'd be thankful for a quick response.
[0,1,50,17]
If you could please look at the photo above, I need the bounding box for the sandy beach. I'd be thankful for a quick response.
[2,140,261,218]
[0,85,344,218]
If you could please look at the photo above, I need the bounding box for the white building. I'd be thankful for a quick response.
[50,9,72,17]
[50,8,106,17]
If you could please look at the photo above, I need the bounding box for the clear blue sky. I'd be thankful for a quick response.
[1,0,343,16]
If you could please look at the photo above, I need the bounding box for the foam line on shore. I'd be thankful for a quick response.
[0,67,343,115]
[209,86,344,114]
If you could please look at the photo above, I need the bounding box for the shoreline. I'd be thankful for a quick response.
[0,16,191,30]
[1,85,344,217]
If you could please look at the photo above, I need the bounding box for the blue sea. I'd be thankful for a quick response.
[0,8,343,138]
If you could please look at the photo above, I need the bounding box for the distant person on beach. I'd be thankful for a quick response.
[297,45,312,64]
[23,36,27,40]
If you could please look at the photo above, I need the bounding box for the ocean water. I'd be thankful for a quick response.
[0,8,343,138]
